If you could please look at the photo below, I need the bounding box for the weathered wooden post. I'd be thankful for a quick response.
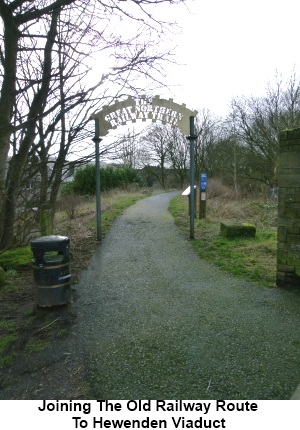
[277,128,300,288]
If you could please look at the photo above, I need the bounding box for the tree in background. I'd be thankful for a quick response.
[139,123,172,189]
[0,0,186,249]
[228,72,300,188]
[194,109,222,181]
[109,128,142,169]
[166,126,189,188]
[136,122,189,189]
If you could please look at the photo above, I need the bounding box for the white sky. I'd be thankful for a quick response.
[158,0,300,116]
[90,0,300,151]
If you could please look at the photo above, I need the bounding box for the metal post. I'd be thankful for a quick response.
[187,116,197,239]
[92,118,102,241]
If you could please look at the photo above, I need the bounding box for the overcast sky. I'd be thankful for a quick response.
[91,0,300,148]
[158,0,300,116]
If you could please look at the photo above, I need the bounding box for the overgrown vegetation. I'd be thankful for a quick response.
[62,165,144,196]
[169,181,277,287]
[0,189,149,386]
[0,247,32,270]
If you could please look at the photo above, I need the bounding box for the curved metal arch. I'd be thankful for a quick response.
[91,95,198,136]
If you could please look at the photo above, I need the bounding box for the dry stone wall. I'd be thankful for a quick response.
[277,128,300,288]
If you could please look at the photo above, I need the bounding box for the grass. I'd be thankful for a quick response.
[0,188,151,374]
[24,340,51,354]
[0,321,18,368]
[0,246,32,270]
[169,194,277,287]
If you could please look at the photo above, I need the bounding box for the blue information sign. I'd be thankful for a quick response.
[200,173,207,191]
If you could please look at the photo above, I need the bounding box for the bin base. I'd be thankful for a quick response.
[36,284,70,307]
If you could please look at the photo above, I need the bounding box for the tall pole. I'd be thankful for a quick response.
[92,118,102,241]
[187,116,197,239]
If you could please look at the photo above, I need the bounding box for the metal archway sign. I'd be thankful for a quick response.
[91,95,198,241]
[91,95,198,136]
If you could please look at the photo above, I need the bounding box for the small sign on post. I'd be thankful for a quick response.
[182,185,197,218]
[199,173,207,219]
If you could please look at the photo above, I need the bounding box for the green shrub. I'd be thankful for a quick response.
[68,164,144,195]
[60,181,76,195]
[0,246,32,270]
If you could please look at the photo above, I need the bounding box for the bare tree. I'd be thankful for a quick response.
[0,0,187,248]
[107,128,142,168]
[166,126,188,188]
[140,123,172,188]
[228,72,300,187]
[194,109,221,181]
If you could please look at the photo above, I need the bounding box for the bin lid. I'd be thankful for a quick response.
[31,235,70,249]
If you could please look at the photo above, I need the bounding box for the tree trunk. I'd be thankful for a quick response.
[0,5,20,246]
[0,10,59,249]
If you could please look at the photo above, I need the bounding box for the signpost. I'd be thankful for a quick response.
[199,172,207,219]
[181,185,197,218]
[187,117,197,239]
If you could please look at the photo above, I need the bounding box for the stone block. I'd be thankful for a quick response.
[278,218,297,229]
[287,255,299,266]
[277,242,289,250]
[277,226,287,242]
[278,173,300,188]
[280,139,300,148]
[278,205,287,218]
[285,274,300,287]
[279,130,288,141]
[220,223,256,239]
[294,191,300,202]
[277,249,287,264]
[283,204,300,219]
[287,233,300,244]
[279,152,300,167]
[287,245,300,266]
[277,264,295,273]
[286,128,300,140]
[276,272,300,288]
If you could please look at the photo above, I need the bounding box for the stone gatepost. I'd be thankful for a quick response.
[277,128,300,288]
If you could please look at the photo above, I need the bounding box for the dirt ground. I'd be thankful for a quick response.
[0,191,152,399]
[0,233,99,400]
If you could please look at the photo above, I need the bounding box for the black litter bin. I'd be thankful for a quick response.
[31,235,71,307]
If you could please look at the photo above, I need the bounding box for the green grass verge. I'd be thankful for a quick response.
[169,194,277,287]
[0,246,32,270]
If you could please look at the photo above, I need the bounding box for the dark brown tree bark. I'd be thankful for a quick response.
[1,8,60,248]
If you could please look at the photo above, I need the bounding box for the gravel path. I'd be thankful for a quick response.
[77,192,300,399]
